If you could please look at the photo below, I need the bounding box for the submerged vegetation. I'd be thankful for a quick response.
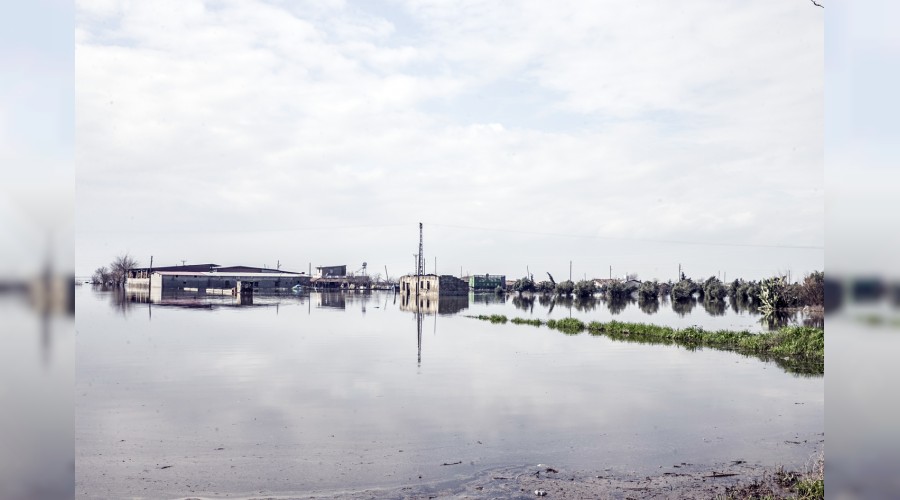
[469,315,823,375]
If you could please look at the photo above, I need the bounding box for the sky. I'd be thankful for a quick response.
[73,0,824,282]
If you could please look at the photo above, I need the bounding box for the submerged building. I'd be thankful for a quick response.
[399,274,468,296]
[468,274,506,291]
[126,264,310,294]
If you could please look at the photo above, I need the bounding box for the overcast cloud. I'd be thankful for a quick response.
[75,0,823,281]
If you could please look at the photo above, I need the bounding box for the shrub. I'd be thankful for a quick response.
[555,280,574,296]
[513,277,536,292]
[638,280,660,301]
[573,280,596,298]
[671,279,700,302]
[606,280,631,300]
[702,276,727,302]
[802,271,824,306]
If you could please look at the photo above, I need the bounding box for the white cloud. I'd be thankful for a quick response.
[75,0,823,279]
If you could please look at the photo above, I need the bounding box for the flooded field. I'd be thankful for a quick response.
[75,287,823,498]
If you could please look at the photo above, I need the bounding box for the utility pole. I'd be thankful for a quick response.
[181,259,186,266]
[277,259,281,270]
[678,263,682,282]
[569,260,572,281]
[434,256,437,275]
[418,222,424,276]
[609,265,612,280]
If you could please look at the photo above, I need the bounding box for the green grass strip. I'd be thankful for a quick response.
[469,315,824,376]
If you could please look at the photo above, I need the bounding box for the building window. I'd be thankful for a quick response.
[427,281,431,290]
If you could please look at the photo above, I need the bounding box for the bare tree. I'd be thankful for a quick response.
[109,253,139,287]
[91,266,111,285]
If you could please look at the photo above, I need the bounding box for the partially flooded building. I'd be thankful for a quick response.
[399,274,468,296]
[468,274,506,291]
[126,264,310,294]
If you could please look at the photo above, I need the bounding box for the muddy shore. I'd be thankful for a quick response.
[178,455,824,499]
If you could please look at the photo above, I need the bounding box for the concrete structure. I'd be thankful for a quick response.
[315,265,347,278]
[400,274,468,296]
[126,264,309,294]
[468,274,506,291]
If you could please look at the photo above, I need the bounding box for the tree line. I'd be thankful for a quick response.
[507,271,825,310]
[91,253,139,287]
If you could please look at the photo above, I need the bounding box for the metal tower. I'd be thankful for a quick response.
[417,222,425,276]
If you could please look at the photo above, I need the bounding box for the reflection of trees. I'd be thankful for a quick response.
[638,296,659,315]
[702,298,727,316]
[574,295,599,312]
[606,296,633,315]
[760,311,795,330]
[671,298,696,316]
[802,313,824,329]
[555,296,574,309]
[538,294,553,307]
[512,294,535,312]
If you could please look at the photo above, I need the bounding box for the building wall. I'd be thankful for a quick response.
[400,274,468,296]
[149,273,310,293]
[316,265,347,278]
[469,274,506,290]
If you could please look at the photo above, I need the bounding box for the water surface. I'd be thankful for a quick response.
[75,288,823,498]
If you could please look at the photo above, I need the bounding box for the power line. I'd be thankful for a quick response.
[425,222,824,251]
[79,223,411,235]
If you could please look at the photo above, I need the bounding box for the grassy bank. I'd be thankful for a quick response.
[468,315,824,375]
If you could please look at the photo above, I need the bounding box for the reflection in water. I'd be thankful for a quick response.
[76,287,824,498]
[574,296,600,312]
[400,293,469,315]
[702,299,727,316]
[469,292,507,305]
[672,298,697,317]
[511,294,535,313]
[606,296,633,315]
[638,296,659,315]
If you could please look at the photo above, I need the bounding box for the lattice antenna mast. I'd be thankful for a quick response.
[417,222,425,276]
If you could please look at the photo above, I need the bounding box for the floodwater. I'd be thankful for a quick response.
[75,287,823,498]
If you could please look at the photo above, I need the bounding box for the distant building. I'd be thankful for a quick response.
[315,265,347,278]
[400,274,468,296]
[468,274,506,291]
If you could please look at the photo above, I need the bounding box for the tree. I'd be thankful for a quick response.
[514,277,536,292]
[802,271,825,306]
[702,276,727,302]
[638,280,660,301]
[555,280,574,296]
[671,278,701,302]
[573,280,596,298]
[109,253,139,287]
[91,266,111,285]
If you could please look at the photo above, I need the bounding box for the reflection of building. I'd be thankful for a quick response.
[399,274,468,296]
[126,264,310,294]
[468,274,506,291]
[316,292,346,309]
[400,293,469,315]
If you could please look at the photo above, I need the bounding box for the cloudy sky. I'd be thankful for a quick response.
[74,0,823,282]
